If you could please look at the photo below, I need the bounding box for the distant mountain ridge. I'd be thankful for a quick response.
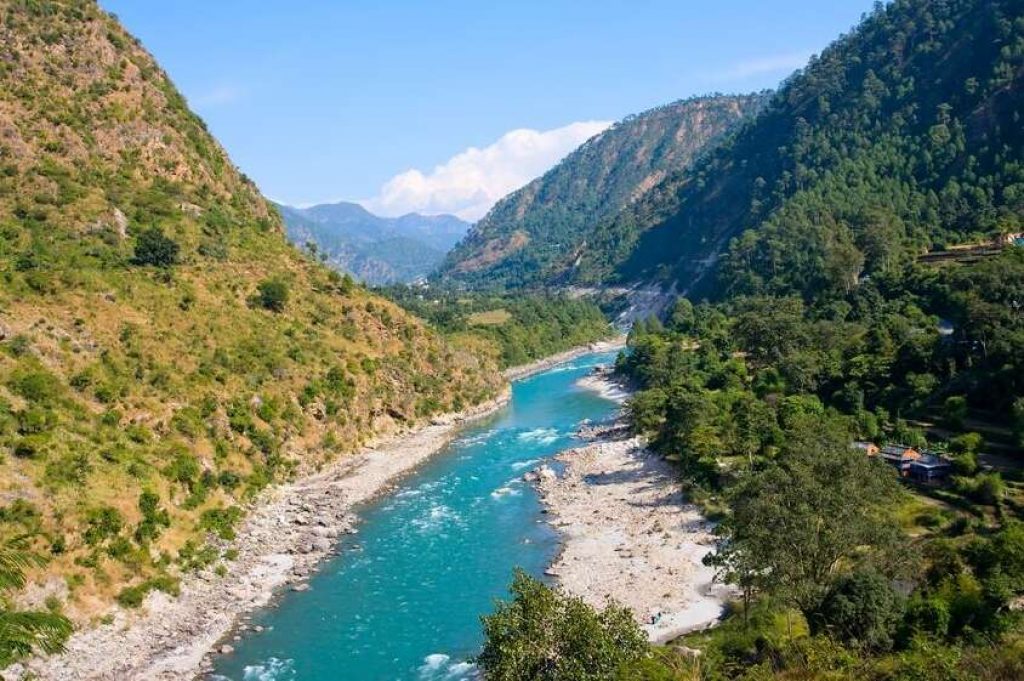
[278,201,470,285]
[437,94,769,289]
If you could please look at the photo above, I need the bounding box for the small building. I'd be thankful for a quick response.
[879,444,921,475]
[853,441,880,457]
[909,454,952,484]
[999,232,1024,247]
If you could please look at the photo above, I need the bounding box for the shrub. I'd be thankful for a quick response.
[951,451,978,476]
[132,226,180,267]
[83,506,124,546]
[115,575,180,608]
[255,278,289,312]
[949,432,984,456]
[135,491,170,543]
[164,450,200,490]
[812,569,904,651]
[9,367,62,405]
[197,240,228,260]
[198,506,242,540]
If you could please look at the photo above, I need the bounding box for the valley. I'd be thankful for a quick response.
[0,0,1022,679]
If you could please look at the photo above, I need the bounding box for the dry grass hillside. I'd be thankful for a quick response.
[0,0,500,620]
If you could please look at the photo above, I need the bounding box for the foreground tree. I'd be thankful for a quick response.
[0,540,72,665]
[708,417,907,621]
[478,569,648,681]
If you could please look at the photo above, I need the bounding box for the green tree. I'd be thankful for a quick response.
[478,569,648,681]
[0,540,72,665]
[708,418,905,619]
[132,227,180,267]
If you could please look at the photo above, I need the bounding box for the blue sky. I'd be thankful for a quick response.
[101,0,873,219]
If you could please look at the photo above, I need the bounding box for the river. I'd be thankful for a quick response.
[209,350,622,681]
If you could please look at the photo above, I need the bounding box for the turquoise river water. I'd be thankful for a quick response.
[210,350,622,681]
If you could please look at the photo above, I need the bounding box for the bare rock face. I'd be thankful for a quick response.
[179,201,203,218]
[111,208,128,240]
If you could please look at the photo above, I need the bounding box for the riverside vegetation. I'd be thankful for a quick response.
[475,0,1024,679]
[381,286,612,369]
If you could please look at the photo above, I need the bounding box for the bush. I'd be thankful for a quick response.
[951,451,979,476]
[164,450,200,490]
[17,407,53,435]
[135,491,170,543]
[812,569,904,651]
[9,367,62,405]
[949,432,984,456]
[198,505,242,540]
[115,575,180,608]
[132,227,180,267]
[255,279,288,312]
[83,506,124,546]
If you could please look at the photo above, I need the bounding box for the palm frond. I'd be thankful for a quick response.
[0,610,73,666]
[0,538,45,592]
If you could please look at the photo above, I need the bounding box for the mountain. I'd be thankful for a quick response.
[278,201,470,285]
[0,1,498,619]
[581,0,1024,299]
[437,94,768,289]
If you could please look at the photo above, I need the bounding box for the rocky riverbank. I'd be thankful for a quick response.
[536,372,731,643]
[13,391,511,681]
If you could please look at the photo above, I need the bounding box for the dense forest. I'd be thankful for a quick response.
[570,0,1024,296]
[438,95,766,290]
[381,286,612,369]
[478,248,1024,680]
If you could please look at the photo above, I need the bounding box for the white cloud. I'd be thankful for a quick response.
[362,120,612,221]
[710,51,812,82]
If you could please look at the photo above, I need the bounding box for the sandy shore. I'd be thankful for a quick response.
[537,374,731,643]
[14,391,511,681]
[502,336,626,382]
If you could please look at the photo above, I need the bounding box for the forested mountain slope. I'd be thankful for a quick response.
[0,0,498,619]
[582,0,1024,297]
[278,201,469,285]
[437,94,767,289]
